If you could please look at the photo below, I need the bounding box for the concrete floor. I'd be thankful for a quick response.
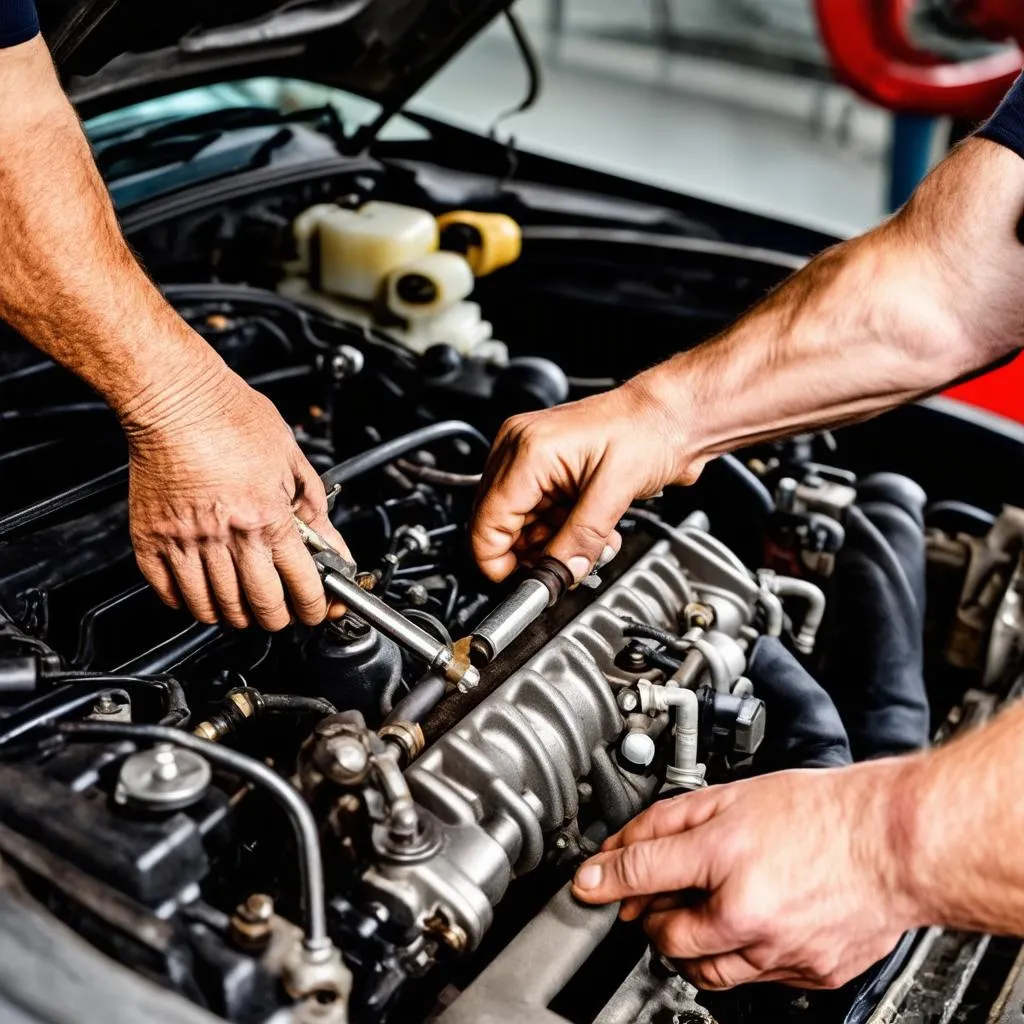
[413,1,896,236]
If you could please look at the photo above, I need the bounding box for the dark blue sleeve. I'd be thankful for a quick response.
[0,0,38,48]
[978,72,1024,158]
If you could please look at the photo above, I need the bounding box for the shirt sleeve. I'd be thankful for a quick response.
[0,0,38,48]
[978,72,1024,158]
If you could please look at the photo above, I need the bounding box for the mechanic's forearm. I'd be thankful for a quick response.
[632,138,1024,473]
[0,37,226,431]
[893,700,1024,935]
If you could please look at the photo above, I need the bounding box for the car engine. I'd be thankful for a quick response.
[0,183,1021,1024]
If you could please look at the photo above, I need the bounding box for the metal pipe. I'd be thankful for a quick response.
[642,683,700,771]
[757,586,785,637]
[469,577,551,665]
[436,882,620,1024]
[765,575,827,655]
[55,721,332,956]
[319,570,477,690]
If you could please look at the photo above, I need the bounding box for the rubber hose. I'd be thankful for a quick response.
[261,693,337,717]
[824,474,930,759]
[747,636,852,770]
[321,421,489,491]
[383,672,447,727]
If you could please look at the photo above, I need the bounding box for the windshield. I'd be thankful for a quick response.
[83,77,430,208]
[85,77,429,146]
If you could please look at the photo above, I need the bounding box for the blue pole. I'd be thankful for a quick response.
[888,112,938,211]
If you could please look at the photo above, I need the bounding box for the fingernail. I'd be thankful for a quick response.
[566,555,592,582]
[575,862,602,890]
[597,544,617,569]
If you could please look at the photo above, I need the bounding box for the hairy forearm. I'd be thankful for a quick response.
[0,37,225,430]
[630,138,1024,472]
[893,700,1024,934]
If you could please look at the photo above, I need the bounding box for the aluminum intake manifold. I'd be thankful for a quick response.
[361,520,759,952]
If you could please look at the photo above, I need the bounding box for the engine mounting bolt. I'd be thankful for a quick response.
[617,690,639,713]
[554,834,569,849]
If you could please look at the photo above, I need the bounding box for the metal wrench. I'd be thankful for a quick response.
[293,516,479,692]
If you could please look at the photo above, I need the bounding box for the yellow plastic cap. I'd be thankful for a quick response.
[437,211,522,277]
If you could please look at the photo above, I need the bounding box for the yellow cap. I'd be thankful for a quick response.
[437,211,522,277]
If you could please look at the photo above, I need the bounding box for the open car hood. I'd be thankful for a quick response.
[41,0,509,129]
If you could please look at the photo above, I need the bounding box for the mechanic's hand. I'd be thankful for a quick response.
[571,760,923,991]
[471,379,695,583]
[125,367,350,631]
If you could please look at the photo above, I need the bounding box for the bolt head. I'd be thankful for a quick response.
[152,747,180,782]
[333,740,368,775]
[242,893,275,922]
[617,690,639,712]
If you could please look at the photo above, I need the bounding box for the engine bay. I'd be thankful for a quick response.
[1,157,1023,1024]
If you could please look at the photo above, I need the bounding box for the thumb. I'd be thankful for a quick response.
[545,462,634,582]
[572,831,714,906]
[293,455,352,561]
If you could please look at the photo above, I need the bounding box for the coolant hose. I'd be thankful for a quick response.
[747,636,852,770]
[321,421,489,491]
[824,474,930,759]
[382,671,447,727]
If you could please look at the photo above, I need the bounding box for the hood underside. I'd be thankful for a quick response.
[40,0,509,130]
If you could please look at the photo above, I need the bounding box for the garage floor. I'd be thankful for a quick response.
[413,0,895,236]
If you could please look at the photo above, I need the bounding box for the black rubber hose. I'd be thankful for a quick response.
[0,684,130,748]
[621,618,690,653]
[321,421,489,491]
[156,676,191,728]
[261,693,337,718]
[383,672,446,727]
[715,454,775,515]
[747,636,852,770]
[55,721,329,953]
[394,459,482,488]
[113,622,222,675]
[925,498,996,533]
[0,674,190,745]
[0,464,129,539]
[823,475,930,759]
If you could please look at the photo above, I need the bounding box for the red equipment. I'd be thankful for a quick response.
[815,0,1024,423]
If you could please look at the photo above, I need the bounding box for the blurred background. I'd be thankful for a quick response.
[414,0,1017,236]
